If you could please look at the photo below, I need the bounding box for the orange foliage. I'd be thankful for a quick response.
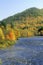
[6,29,16,41]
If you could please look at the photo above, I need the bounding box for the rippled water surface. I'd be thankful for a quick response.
[0,36,43,65]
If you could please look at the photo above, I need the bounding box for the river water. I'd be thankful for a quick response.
[0,36,43,65]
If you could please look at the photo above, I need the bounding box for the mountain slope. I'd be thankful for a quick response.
[1,7,43,24]
[0,7,43,36]
[0,7,43,48]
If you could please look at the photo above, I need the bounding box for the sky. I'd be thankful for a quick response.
[0,0,43,20]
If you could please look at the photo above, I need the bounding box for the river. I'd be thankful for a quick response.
[0,36,43,65]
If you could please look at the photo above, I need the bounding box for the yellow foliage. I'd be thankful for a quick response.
[14,29,20,38]
[0,28,5,40]
[27,31,34,37]
[40,30,43,35]
[6,24,11,30]
[20,24,25,28]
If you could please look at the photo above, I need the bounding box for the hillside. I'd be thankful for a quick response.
[1,7,43,23]
[1,7,43,35]
[0,7,43,48]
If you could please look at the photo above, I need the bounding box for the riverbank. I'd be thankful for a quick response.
[0,36,43,49]
[0,40,16,49]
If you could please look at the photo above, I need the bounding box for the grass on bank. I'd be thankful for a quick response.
[0,40,16,49]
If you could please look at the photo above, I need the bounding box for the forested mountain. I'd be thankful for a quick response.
[1,7,43,23]
[0,7,43,48]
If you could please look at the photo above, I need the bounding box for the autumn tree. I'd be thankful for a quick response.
[0,28,5,40]
[6,28,16,41]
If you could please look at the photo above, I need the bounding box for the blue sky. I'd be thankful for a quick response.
[0,0,43,20]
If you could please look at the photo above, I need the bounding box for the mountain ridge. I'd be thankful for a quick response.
[1,7,43,23]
